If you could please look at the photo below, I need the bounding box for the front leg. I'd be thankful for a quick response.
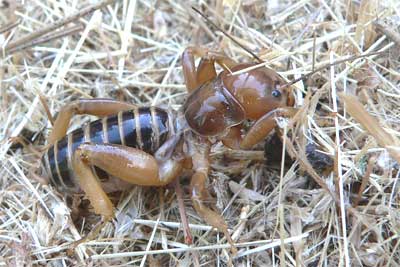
[240,107,298,149]
[188,137,237,253]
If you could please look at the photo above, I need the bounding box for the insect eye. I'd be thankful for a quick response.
[272,90,281,98]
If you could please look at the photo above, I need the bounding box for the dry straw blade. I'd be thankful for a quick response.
[1,0,399,265]
[339,93,400,163]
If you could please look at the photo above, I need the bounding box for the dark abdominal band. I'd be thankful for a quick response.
[42,107,170,192]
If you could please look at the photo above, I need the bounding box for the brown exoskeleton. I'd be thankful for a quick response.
[42,46,296,251]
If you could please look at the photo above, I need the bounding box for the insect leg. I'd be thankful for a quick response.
[189,139,237,253]
[196,58,217,86]
[72,145,115,219]
[220,125,243,150]
[74,143,181,187]
[240,107,298,149]
[70,143,182,247]
[70,147,114,249]
[48,99,137,145]
[182,46,238,92]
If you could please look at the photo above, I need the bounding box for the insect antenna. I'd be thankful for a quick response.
[191,7,263,63]
[192,7,385,89]
[0,19,21,34]
[281,50,384,89]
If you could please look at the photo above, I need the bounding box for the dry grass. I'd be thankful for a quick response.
[1,0,400,266]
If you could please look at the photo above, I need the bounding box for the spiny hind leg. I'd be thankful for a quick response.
[70,143,182,246]
[70,145,115,248]
[74,143,182,187]
[48,99,137,145]
[182,46,238,92]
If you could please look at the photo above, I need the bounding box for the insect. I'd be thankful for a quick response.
[41,46,296,251]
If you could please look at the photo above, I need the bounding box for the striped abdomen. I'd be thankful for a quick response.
[43,107,172,192]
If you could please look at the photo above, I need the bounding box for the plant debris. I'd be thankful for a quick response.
[0,0,399,266]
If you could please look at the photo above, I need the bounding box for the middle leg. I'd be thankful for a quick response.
[188,137,237,253]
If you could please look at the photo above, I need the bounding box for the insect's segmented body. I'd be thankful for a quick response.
[42,106,173,192]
